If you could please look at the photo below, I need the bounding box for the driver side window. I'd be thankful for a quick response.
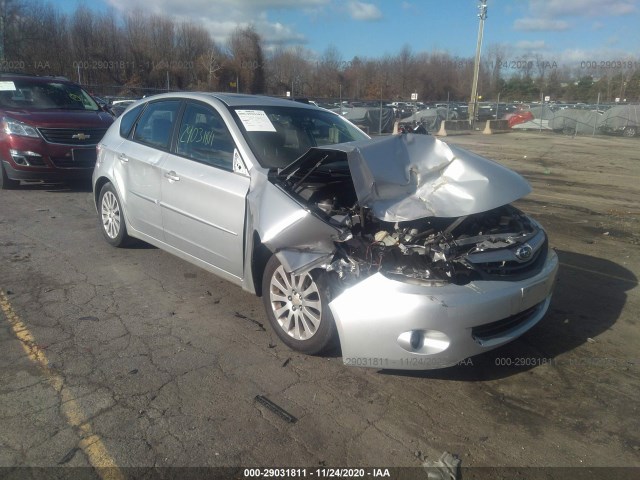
[176,103,235,170]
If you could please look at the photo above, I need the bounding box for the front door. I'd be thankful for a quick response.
[160,101,249,279]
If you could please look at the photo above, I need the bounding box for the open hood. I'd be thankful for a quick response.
[278,134,531,222]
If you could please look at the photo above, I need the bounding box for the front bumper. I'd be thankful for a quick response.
[1,136,97,183]
[2,159,93,182]
[329,249,559,370]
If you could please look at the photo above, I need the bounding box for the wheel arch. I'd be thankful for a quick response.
[250,231,273,298]
[93,176,112,211]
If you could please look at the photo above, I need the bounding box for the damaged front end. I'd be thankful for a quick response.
[259,134,558,369]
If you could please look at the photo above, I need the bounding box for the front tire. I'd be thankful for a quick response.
[98,182,131,247]
[262,255,338,355]
[623,126,637,137]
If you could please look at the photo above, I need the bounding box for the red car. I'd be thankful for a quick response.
[507,110,534,128]
[0,74,114,189]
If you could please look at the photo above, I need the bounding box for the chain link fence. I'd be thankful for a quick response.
[511,104,640,138]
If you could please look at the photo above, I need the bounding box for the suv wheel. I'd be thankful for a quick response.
[98,183,131,247]
[623,126,637,137]
[262,255,338,355]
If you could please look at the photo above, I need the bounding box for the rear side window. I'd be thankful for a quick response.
[119,104,144,138]
[132,100,181,149]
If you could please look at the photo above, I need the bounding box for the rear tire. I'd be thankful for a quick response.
[0,161,19,190]
[262,255,338,355]
[98,182,131,247]
[623,126,637,137]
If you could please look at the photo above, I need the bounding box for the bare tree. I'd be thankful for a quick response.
[1,0,27,62]
[123,9,153,87]
[228,25,265,94]
[314,44,344,98]
[174,21,210,87]
[393,44,414,98]
[267,46,311,96]
[199,44,227,90]
[486,43,509,97]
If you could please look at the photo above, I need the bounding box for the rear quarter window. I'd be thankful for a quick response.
[132,100,181,149]
[119,104,144,138]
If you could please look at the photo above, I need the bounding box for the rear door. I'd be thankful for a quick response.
[160,101,249,280]
[116,100,181,240]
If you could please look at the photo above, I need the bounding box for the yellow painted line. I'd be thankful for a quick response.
[0,290,124,480]
[559,262,637,285]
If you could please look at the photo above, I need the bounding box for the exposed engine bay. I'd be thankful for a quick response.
[276,160,546,287]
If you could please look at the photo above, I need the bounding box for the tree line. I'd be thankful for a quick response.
[1,0,638,103]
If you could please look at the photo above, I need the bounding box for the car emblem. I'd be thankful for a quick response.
[72,133,90,140]
[515,244,533,260]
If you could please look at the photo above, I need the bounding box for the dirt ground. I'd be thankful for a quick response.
[0,131,639,478]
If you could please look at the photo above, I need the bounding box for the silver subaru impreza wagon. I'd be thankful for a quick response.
[93,92,558,370]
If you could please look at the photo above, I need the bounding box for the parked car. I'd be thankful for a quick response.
[93,92,558,370]
[599,123,638,137]
[108,104,129,117]
[596,104,639,137]
[0,74,114,188]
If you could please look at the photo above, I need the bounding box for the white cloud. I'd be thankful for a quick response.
[347,1,382,21]
[528,0,635,17]
[514,0,635,33]
[514,18,570,31]
[605,35,620,46]
[515,40,548,50]
[105,0,332,47]
[549,47,638,68]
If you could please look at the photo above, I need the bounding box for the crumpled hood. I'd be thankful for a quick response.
[281,134,531,222]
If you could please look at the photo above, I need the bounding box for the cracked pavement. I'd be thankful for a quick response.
[1,133,639,473]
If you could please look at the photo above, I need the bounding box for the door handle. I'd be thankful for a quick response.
[164,171,180,182]
[117,153,129,163]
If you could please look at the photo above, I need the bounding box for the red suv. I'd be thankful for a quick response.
[0,74,114,189]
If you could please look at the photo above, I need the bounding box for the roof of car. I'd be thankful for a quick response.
[0,73,74,83]
[140,91,318,110]
[210,93,319,109]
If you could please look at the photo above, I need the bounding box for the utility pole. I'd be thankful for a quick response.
[469,0,488,126]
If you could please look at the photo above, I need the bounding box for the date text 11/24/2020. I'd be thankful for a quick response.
[243,468,391,477]
[344,357,474,368]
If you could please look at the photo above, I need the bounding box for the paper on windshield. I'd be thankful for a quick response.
[0,81,16,91]
[236,110,276,132]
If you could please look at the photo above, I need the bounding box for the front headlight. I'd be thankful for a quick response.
[2,117,40,138]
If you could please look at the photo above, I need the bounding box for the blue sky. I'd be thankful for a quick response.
[57,0,639,66]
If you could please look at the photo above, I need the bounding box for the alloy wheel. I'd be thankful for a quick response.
[101,190,121,239]
[269,265,322,340]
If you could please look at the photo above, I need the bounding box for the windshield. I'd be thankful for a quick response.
[230,105,368,168]
[0,79,100,111]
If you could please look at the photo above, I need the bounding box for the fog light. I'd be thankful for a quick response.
[398,329,450,355]
[10,149,42,166]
